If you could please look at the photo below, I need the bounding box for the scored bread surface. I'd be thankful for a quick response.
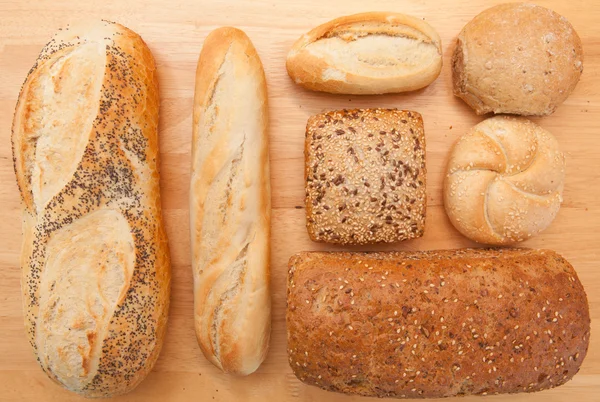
[305,109,426,245]
[287,12,443,94]
[12,21,170,397]
[191,27,271,375]
[287,249,590,398]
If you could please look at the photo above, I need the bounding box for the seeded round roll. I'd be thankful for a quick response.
[452,3,583,116]
[287,249,590,399]
[305,109,426,245]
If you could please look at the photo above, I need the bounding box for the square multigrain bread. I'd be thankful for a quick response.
[305,109,426,245]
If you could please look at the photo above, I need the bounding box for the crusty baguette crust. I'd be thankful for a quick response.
[191,27,271,375]
[287,249,590,398]
[304,109,426,244]
[286,12,442,94]
[12,21,170,397]
[444,116,565,245]
[452,3,583,116]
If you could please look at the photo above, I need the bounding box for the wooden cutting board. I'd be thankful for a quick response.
[0,0,598,401]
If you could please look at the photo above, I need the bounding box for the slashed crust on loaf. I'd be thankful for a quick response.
[444,116,565,245]
[452,3,583,116]
[286,12,443,94]
[12,21,170,397]
[287,249,590,399]
[305,109,426,245]
[191,27,271,375]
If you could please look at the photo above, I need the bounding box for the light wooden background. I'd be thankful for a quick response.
[0,0,599,401]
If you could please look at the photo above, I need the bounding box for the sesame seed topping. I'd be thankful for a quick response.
[305,109,426,244]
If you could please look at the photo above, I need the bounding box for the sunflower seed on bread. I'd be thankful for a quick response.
[305,108,426,245]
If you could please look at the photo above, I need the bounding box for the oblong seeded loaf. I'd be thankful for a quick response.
[12,21,170,397]
[287,249,590,399]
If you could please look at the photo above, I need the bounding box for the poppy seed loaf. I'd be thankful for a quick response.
[12,21,170,397]
[305,109,426,245]
[287,249,590,398]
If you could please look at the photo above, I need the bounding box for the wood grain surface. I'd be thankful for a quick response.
[0,1,598,401]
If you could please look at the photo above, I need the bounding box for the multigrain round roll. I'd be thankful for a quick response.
[452,3,583,116]
[444,116,565,245]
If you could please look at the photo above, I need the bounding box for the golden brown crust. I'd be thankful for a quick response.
[191,27,271,375]
[305,109,426,245]
[452,3,583,116]
[287,249,590,398]
[443,116,565,245]
[286,12,442,94]
[12,20,170,397]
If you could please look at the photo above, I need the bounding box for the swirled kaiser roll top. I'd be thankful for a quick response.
[12,21,170,397]
[444,116,565,245]
[287,249,590,399]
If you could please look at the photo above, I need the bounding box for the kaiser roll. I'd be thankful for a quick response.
[444,116,565,245]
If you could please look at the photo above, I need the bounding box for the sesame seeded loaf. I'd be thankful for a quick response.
[12,21,170,397]
[287,249,590,399]
[305,109,426,245]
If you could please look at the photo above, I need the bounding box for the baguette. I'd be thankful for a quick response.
[12,21,170,397]
[191,27,271,375]
[286,12,443,94]
[287,249,590,398]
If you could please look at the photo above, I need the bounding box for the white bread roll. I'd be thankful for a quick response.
[191,27,271,375]
[286,12,442,94]
[12,21,170,397]
[444,116,565,245]
[452,3,583,116]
